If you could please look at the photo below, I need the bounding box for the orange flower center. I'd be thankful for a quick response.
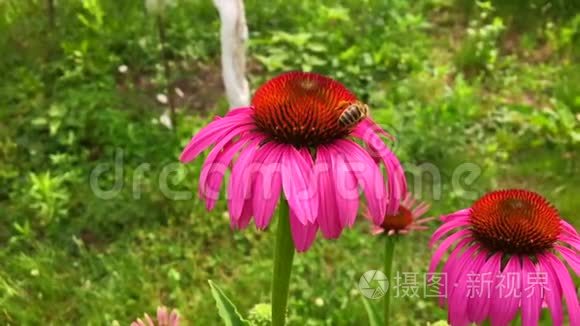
[381,205,414,232]
[251,72,357,147]
[470,189,561,255]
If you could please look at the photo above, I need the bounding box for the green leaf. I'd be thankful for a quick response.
[361,297,381,326]
[208,280,249,326]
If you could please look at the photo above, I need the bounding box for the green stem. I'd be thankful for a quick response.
[271,199,295,326]
[384,236,396,326]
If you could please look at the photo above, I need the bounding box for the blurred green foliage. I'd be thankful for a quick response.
[0,0,578,325]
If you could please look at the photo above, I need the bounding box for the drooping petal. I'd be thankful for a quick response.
[428,229,472,274]
[252,143,284,229]
[327,144,359,228]
[429,214,470,246]
[281,146,317,225]
[180,109,254,162]
[200,132,259,209]
[335,139,386,224]
[490,257,523,326]
[351,124,407,215]
[225,107,253,117]
[227,139,261,220]
[356,118,396,141]
[555,244,580,275]
[401,192,414,208]
[436,237,472,305]
[560,219,579,237]
[468,252,502,324]
[157,307,169,325]
[521,256,542,326]
[446,244,480,300]
[441,208,471,222]
[411,201,430,217]
[448,247,486,326]
[314,146,342,238]
[559,220,580,251]
[440,241,478,307]
[537,254,563,326]
[168,308,180,326]
[289,208,318,252]
[542,252,579,326]
[231,199,253,230]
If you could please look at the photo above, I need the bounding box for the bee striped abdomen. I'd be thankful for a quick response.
[338,103,368,127]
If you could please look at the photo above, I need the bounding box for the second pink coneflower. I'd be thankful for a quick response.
[368,192,433,236]
[429,189,579,326]
[366,192,433,325]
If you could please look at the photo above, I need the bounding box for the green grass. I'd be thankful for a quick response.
[0,0,579,325]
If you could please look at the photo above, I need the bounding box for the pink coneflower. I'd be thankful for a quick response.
[130,306,180,326]
[429,189,579,326]
[365,192,433,325]
[368,192,432,236]
[180,71,406,252]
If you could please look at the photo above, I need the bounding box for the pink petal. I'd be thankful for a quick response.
[558,220,580,251]
[441,208,471,222]
[335,139,386,224]
[281,146,317,225]
[169,309,180,326]
[438,241,476,307]
[351,125,407,215]
[157,307,169,325]
[438,238,474,306]
[542,252,579,326]
[428,229,472,274]
[231,199,252,230]
[372,226,385,235]
[227,139,261,220]
[521,257,542,326]
[252,143,284,229]
[446,244,480,300]
[355,119,396,141]
[555,244,580,275]
[144,314,155,326]
[448,249,486,326]
[314,147,342,238]
[180,111,254,162]
[490,257,523,326]
[402,192,414,208]
[560,220,579,237]
[200,134,256,209]
[225,107,253,117]
[327,145,359,228]
[429,214,470,247]
[411,202,430,217]
[559,234,580,252]
[468,252,502,324]
[537,254,563,326]
[289,208,318,252]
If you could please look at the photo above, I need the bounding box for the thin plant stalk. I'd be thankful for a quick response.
[271,199,295,326]
[384,236,396,326]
